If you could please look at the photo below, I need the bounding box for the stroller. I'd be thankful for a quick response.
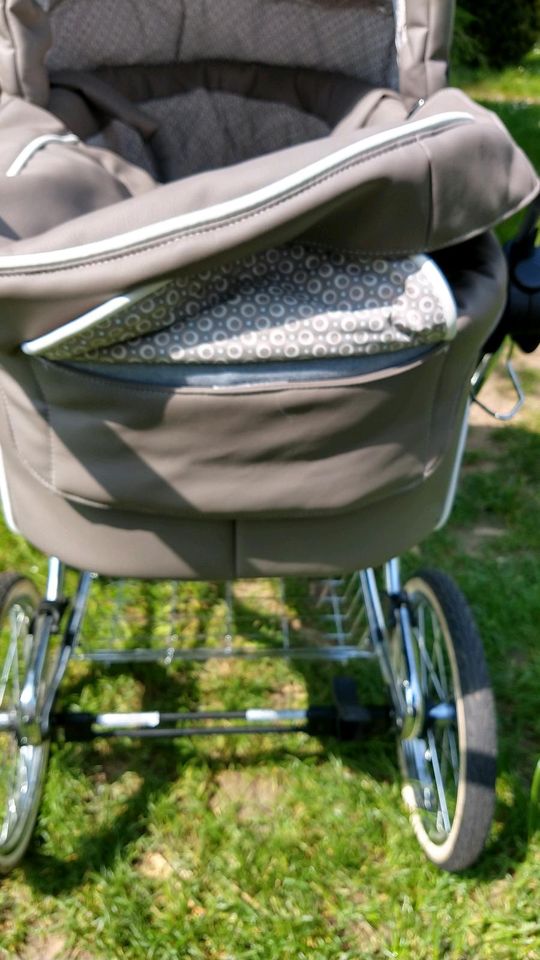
[0,0,537,874]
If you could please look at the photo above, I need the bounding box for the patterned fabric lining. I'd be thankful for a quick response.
[40,245,457,365]
[46,0,398,87]
[87,92,331,183]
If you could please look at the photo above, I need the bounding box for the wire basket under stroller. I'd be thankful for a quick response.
[0,0,537,874]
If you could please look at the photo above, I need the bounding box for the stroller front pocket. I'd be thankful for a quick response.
[3,346,452,519]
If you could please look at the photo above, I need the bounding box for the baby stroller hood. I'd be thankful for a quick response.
[0,0,536,347]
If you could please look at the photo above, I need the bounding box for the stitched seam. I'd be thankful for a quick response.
[1,120,470,277]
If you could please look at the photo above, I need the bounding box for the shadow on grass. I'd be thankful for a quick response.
[22,735,397,895]
[21,603,399,894]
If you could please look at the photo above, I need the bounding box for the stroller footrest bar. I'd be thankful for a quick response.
[94,709,313,727]
[52,704,391,741]
[53,709,313,740]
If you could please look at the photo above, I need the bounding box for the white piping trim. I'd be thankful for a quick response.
[0,112,474,272]
[5,134,80,178]
[96,712,160,729]
[0,445,19,534]
[21,280,168,355]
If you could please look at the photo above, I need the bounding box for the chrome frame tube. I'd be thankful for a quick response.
[386,558,425,739]
[88,724,309,740]
[64,571,94,647]
[359,566,404,717]
[41,570,94,732]
[93,708,312,729]
[394,599,425,739]
[359,560,425,738]
[20,562,95,741]
[32,567,427,745]
[75,645,375,665]
[19,558,66,741]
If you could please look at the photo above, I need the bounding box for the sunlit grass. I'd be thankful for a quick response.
[454,45,540,103]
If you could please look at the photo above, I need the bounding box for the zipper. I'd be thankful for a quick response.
[0,111,474,274]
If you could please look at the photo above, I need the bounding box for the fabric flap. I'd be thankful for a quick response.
[0,87,536,344]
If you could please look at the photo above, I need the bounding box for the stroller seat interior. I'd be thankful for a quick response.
[31,0,405,182]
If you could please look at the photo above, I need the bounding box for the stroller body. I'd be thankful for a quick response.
[0,0,537,873]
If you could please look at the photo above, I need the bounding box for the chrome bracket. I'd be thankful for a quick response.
[471,344,525,422]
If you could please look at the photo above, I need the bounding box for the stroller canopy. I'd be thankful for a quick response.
[0,0,535,338]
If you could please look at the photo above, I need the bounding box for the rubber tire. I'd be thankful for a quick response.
[399,569,497,872]
[0,573,48,873]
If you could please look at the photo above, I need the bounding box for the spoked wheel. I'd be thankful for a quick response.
[0,573,48,872]
[394,569,497,871]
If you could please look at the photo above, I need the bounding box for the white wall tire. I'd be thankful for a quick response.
[0,574,48,873]
[396,570,497,872]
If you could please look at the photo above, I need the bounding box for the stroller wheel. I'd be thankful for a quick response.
[0,574,49,873]
[394,569,496,871]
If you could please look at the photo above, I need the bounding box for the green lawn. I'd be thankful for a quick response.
[0,57,540,960]
[453,46,540,106]
[455,45,540,243]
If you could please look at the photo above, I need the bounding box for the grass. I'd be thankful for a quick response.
[453,46,540,105]
[0,48,539,960]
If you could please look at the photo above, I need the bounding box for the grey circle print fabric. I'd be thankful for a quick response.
[36,244,457,365]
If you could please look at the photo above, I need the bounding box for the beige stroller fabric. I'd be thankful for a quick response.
[1,0,450,106]
[0,85,536,343]
[0,0,537,577]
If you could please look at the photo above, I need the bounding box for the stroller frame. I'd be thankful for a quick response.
[0,489,496,874]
